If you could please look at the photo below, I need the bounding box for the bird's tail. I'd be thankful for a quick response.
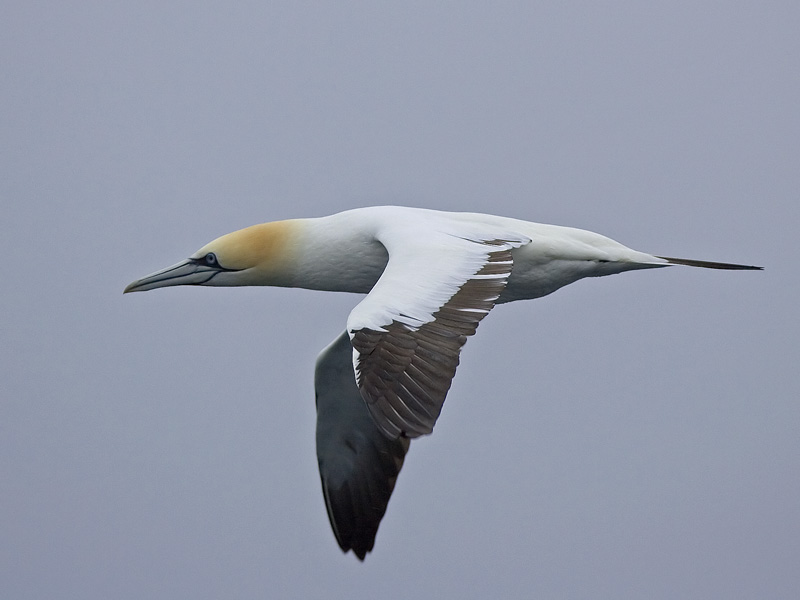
[656,256,763,270]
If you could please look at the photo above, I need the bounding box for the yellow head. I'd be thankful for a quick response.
[124,220,300,293]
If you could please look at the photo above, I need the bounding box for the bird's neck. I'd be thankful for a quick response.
[280,215,389,294]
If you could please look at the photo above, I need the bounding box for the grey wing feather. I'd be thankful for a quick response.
[314,331,410,560]
[351,242,517,439]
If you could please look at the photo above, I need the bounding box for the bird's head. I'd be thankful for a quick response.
[124,220,299,293]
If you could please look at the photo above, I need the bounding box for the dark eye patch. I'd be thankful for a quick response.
[189,253,239,272]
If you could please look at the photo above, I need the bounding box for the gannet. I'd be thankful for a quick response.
[124,206,761,560]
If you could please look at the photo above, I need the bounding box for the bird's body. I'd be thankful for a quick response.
[167,206,668,297]
[125,206,760,559]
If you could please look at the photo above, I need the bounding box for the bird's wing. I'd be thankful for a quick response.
[315,331,410,560]
[347,226,530,439]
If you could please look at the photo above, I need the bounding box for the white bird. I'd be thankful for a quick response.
[124,206,761,559]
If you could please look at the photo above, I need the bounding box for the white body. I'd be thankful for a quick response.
[124,206,759,560]
[284,206,666,301]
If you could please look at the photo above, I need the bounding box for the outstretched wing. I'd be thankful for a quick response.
[315,331,410,560]
[348,228,530,439]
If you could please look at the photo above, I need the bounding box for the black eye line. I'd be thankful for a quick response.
[183,270,221,286]
[188,256,241,272]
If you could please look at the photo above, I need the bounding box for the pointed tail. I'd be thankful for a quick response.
[656,256,763,270]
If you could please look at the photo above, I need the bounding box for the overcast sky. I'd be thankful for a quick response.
[2,2,798,599]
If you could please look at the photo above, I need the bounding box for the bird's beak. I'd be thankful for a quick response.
[124,259,219,293]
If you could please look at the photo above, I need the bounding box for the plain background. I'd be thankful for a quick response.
[2,2,797,599]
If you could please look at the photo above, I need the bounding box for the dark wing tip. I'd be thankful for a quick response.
[656,256,763,270]
[315,331,411,561]
[319,433,409,560]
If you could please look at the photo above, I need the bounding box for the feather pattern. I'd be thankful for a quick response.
[348,231,529,438]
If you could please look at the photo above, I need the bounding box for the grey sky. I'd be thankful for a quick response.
[2,2,797,598]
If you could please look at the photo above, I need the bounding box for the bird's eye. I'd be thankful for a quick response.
[205,252,218,266]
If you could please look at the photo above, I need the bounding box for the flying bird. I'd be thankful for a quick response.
[124,206,761,559]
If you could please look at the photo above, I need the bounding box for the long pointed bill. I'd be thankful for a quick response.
[124,259,220,293]
[656,256,763,270]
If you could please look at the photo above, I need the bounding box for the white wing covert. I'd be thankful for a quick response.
[347,226,530,439]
